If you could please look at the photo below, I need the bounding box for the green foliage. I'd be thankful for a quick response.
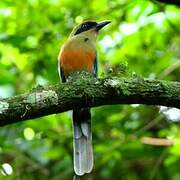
[0,0,180,179]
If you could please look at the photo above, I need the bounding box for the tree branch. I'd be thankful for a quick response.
[0,72,180,127]
[154,0,180,6]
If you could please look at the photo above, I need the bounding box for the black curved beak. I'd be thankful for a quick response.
[95,21,111,31]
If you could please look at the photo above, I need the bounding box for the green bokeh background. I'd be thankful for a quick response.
[0,0,180,179]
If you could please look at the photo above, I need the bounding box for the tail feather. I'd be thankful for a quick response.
[73,108,93,176]
[81,121,91,137]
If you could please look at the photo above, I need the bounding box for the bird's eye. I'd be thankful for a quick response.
[81,24,87,28]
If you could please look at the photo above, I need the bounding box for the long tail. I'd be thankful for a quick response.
[72,108,93,176]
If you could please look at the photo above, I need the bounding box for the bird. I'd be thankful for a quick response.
[58,20,111,176]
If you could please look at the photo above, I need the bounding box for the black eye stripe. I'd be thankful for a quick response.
[74,21,97,35]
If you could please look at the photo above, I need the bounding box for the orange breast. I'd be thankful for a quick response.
[60,48,96,76]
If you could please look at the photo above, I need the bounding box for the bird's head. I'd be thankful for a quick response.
[69,20,111,41]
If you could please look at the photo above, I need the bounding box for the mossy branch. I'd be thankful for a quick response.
[0,72,180,126]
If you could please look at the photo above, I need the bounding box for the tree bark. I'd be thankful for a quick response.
[0,72,180,126]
